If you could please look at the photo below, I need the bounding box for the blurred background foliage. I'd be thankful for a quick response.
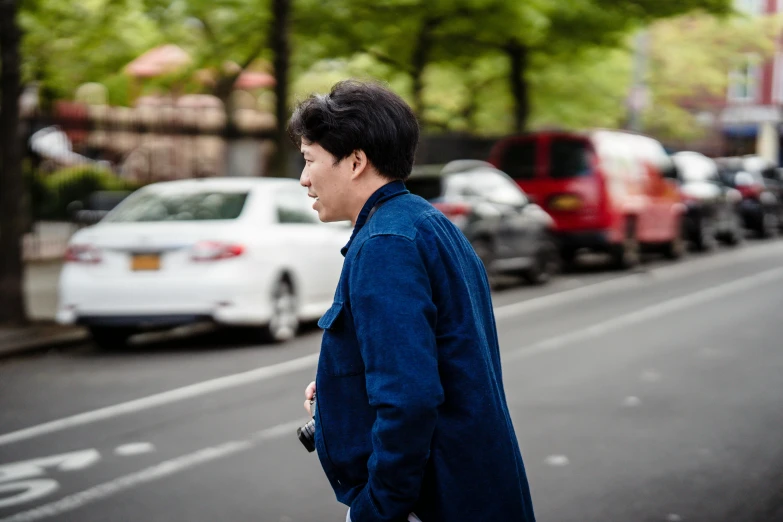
[13,0,781,138]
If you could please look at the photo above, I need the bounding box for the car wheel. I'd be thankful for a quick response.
[693,218,717,252]
[471,238,494,274]
[88,326,135,350]
[759,212,778,239]
[559,248,577,271]
[721,216,744,247]
[663,220,686,260]
[523,239,559,285]
[610,220,640,270]
[261,278,299,343]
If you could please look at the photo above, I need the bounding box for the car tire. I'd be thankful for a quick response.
[663,220,686,260]
[471,238,494,274]
[693,217,717,252]
[523,239,559,285]
[720,216,744,247]
[260,277,299,343]
[610,219,640,270]
[758,212,778,239]
[88,326,135,350]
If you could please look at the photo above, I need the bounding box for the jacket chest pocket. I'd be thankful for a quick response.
[318,302,365,377]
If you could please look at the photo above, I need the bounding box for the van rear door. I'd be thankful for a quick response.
[491,134,604,231]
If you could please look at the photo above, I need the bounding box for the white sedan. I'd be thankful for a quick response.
[57,178,351,348]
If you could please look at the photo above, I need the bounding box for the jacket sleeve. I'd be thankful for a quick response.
[348,235,444,522]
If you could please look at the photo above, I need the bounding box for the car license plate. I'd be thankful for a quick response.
[131,254,161,271]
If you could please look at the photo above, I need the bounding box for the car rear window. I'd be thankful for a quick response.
[549,139,591,179]
[105,190,249,222]
[406,177,444,201]
[497,140,537,181]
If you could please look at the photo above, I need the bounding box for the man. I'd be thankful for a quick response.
[290,80,536,522]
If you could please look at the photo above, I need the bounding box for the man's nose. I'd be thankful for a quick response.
[300,169,310,187]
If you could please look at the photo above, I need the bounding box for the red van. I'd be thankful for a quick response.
[489,130,686,269]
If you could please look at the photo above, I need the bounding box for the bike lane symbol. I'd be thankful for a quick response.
[0,449,100,509]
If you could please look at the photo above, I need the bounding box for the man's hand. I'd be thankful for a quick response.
[304,381,316,416]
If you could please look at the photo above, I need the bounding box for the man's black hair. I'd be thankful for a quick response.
[288,80,420,181]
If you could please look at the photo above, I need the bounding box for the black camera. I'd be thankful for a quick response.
[297,398,316,453]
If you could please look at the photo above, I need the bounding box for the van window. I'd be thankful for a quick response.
[549,139,591,179]
[498,140,537,180]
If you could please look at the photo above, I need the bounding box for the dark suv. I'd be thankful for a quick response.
[407,160,559,285]
[716,156,783,238]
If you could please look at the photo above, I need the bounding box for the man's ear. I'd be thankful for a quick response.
[350,149,369,179]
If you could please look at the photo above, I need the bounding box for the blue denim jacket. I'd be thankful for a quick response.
[315,181,535,522]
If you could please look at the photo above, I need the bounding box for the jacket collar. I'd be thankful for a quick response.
[341,180,408,256]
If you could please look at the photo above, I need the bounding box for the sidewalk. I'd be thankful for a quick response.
[0,323,87,359]
[0,260,88,359]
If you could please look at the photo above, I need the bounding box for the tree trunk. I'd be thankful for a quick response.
[506,40,530,134]
[0,0,28,325]
[411,17,440,120]
[269,0,291,177]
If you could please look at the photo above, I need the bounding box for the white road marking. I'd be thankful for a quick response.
[0,243,781,449]
[666,514,683,522]
[0,481,59,511]
[0,354,319,447]
[544,455,570,467]
[114,443,154,457]
[0,450,101,482]
[0,450,101,510]
[0,420,302,522]
[504,266,783,363]
[640,370,662,383]
[493,240,783,320]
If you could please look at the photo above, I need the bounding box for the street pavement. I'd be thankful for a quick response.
[1,239,783,522]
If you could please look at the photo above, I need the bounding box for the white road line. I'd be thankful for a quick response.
[0,354,319,447]
[504,265,783,362]
[0,241,781,448]
[493,240,783,320]
[0,420,302,522]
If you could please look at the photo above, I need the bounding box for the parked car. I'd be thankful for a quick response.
[407,160,559,285]
[670,151,744,250]
[489,130,686,269]
[715,155,783,238]
[57,178,351,348]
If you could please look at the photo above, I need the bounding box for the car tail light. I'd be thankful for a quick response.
[432,202,471,228]
[547,194,583,212]
[190,241,245,262]
[64,245,102,264]
[432,202,472,217]
[737,185,764,200]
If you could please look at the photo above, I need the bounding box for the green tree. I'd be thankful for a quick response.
[143,0,293,176]
[20,0,163,104]
[643,12,780,141]
[294,0,734,133]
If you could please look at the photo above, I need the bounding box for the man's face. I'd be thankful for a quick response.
[299,141,354,223]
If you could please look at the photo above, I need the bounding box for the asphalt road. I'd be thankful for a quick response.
[2,239,783,522]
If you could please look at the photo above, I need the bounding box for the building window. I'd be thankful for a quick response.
[728,55,761,103]
[735,0,764,15]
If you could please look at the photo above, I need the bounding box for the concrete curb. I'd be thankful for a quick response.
[0,327,89,360]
